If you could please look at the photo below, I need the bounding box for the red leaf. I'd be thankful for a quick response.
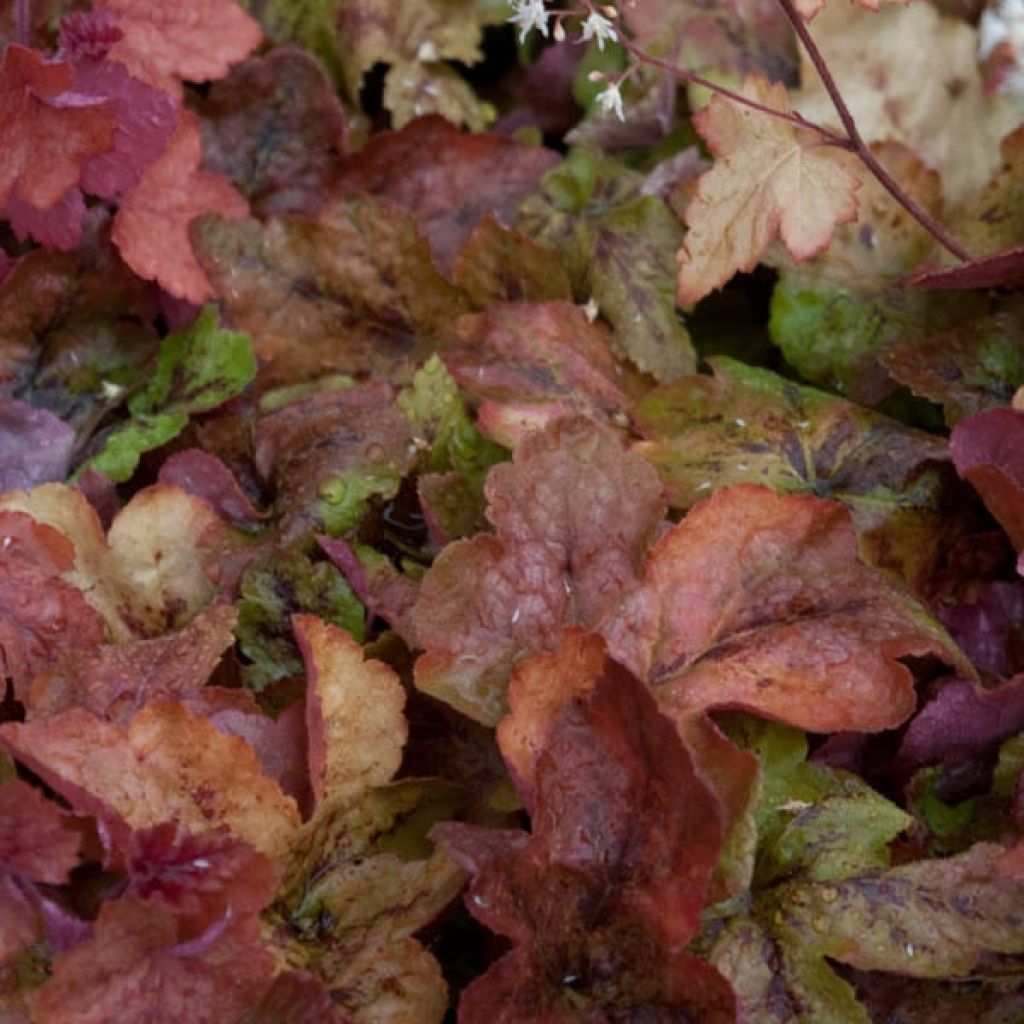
[32,899,275,1024]
[905,246,1024,291]
[604,484,964,733]
[112,110,249,302]
[95,0,262,99]
[335,115,558,274]
[158,449,263,527]
[4,188,87,251]
[435,662,735,1021]
[26,605,239,723]
[950,408,1024,562]
[123,823,279,930]
[0,510,107,700]
[0,45,115,212]
[242,970,350,1024]
[0,780,80,884]
[413,417,665,725]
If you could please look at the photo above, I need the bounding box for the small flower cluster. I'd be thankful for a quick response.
[507,1,625,118]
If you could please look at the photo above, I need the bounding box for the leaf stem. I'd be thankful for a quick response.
[773,0,971,263]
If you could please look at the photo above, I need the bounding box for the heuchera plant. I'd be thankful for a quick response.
[1,0,1024,1021]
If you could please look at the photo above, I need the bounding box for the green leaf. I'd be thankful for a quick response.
[82,306,256,483]
[239,0,345,85]
[518,149,696,381]
[315,467,404,538]
[634,357,957,588]
[236,551,365,690]
[396,356,505,485]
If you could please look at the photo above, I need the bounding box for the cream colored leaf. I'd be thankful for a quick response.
[293,614,408,810]
[677,75,860,304]
[791,1,1019,204]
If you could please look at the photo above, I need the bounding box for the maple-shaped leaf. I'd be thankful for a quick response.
[26,604,238,722]
[435,662,736,1022]
[334,116,558,275]
[0,400,74,492]
[0,780,80,961]
[0,481,242,639]
[0,700,300,860]
[677,74,860,305]
[122,823,279,931]
[32,899,275,1024]
[518,148,697,382]
[413,416,665,725]
[950,408,1024,567]
[633,357,957,588]
[604,484,966,733]
[0,510,107,699]
[293,614,407,810]
[0,45,115,214]
[113,111,250,303]
[937,579,1024,679]
[95,0,262,98]
[82,305,256,483]
[191,194,470,389]
[197,45,347,218]
[446,301,634,449]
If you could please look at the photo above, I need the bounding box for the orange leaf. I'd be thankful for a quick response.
[605,484,966,733]
[292,614,408,810]
[677,75,860,304]
[96,0,262,99]
[0,701,300,860]
[112,111,249,302]
[0,45,115,211]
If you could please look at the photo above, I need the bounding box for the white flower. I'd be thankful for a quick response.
[580,11,617,50]
[596,80,625,121]
[508,0,550,44]
[980,0,1024,59]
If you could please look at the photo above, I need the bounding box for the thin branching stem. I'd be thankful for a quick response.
[582,0,972,264]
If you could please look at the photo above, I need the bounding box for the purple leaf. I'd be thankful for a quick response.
[0,400,75,491]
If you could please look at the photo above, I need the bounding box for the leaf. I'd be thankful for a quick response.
[633,357,957,588]
[0,45,115,213]
[241,970,349,1024]
[335,116,558,275]
[937,580,1024,679]
[253,382,413,542]
[32,899,275,1024]
[434,663,737,1022]
[882,301,1024,425]
[0,510,108,699]
[519,148,697,381]
[238,0,346,86]
[0,400,74,491]
[293,614,407,809]
[157,449,264,527]
[197,45,347,217]
[0,700,300,860]
[334,2,484,129]
[677,74,861,305]
[191,194,470,389]
[447,300,634,449]
[26,604,238,722]
[83,305,256,483]
[113,111,250,303]
[413,416,665,725]
[950,408,1024,559]
[790,1,1019,205]
[95,0,263,98]
[894,676,1024,782]
[604,484,967,733]
[236,550,365,691]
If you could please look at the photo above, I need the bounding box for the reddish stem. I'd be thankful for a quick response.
[774,0,971,263]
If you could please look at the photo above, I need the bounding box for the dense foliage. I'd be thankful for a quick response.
[1,0,1024,1021]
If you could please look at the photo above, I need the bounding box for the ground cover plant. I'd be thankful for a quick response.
[2,0,1024,1020]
